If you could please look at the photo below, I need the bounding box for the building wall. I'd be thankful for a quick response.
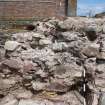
[68,0,77,16]
[0,0,76,20]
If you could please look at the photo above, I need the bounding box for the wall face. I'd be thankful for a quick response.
[68,0,77,16]
[0,0,66,20]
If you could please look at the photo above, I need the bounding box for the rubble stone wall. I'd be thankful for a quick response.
[0,17,105,105]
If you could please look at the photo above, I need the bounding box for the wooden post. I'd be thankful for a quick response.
[67,0,77,16]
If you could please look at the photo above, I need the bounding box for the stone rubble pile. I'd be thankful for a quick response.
[0,17,105,105]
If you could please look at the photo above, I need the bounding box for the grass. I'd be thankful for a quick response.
[1,29,28,34]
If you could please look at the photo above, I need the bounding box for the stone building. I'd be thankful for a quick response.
[0,0,77,20]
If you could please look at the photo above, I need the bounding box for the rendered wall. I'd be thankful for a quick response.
[68,0,77,16]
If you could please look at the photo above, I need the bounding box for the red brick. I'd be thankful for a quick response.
[0,0,77,20]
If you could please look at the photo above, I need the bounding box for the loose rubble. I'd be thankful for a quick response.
[0,17,105,105]
[4,41,20,51]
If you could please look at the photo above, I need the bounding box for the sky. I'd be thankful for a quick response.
[77,0,105,16]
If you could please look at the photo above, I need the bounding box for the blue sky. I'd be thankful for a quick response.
[78,0,105,16]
